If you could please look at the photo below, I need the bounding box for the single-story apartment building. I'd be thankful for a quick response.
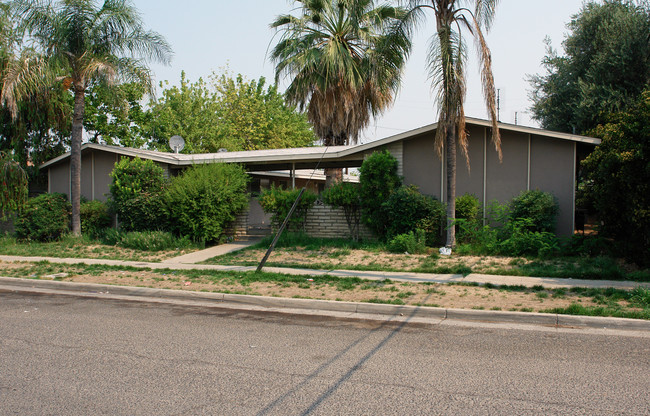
[41,117,600,236]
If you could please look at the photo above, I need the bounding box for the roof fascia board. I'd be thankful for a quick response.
[465,117,602,145]
[40,143,179,168]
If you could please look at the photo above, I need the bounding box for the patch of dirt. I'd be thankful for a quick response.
[217,246,523,273]
[0,260,611,313]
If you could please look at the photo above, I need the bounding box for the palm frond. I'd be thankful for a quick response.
[1,49,49,118]
[470,10,501,160]
[271,0,410,145]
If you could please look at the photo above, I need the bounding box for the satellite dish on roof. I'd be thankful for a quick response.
[169,135,185,154]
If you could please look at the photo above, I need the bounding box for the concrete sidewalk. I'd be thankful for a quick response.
[0,254,648,290]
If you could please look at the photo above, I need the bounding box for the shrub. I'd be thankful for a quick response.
[382,185,445,244]
[456,193,481,223]
[15,193,71,241]
[509,190,559,233]
[457,200,560,257]
[498,219,560,257]
[80,200,111,237]
[165,164,249,244]
[562,234,611,257]
[259,186,317,231]
[388,229,427,254]
[456,221,499,253]
[359,150,402,238]
[322,181,362,241]
[109,157,168,232]
[454,194,482,244]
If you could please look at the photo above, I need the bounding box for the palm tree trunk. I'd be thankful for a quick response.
[70,87,85,235]
[445,123,456,248]
[324,168,343,188]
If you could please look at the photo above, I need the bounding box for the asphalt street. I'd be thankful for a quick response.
[1,292,649,415]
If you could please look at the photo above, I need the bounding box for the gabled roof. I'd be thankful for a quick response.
[40,118,601,169]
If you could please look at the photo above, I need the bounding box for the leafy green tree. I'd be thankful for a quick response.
[4,0,172,236]
[529,1,650,134]
[270,0,410,185]
[0,151,28,219]
[148,72,221,153]
[212,73,315,151]
[0,3,71,172]
[582,91,650,266]
[148,71,315,153]
[402,0,501,248]
[84,82,151,148]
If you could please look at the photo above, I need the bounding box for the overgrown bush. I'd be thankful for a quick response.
[322,181,361,241]
[259,186,317,231]
[359,150,402,238]
[15,193,71,241]
[509,190,559,233]
[454,194,482,243]
[165,164,249,244]
[455,220,499,252]
[109,157,168,232]
[562,234,611,258]
[382,185,445,244]
[456,200,561,258]
[456,193,481,224]
[498,218,560,257]
[80,200,111,237]
[388,229,427,254]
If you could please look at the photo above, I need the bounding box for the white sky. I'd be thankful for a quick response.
[135,0,586,143]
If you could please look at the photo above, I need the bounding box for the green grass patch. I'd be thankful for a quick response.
[541,303,650,320]
[0,233,200,262]
[485,256,650,282]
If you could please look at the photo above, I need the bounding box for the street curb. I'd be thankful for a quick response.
[1,276,649,331]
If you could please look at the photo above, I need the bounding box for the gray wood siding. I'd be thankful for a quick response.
[49,164,70,196]
[454,126,485,202]
[530,136,575,236]
[485,130,528,204]
[402,133,442,198]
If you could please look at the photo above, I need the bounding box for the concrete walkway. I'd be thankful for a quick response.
[160,237,262,264]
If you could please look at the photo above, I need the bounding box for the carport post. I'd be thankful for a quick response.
[291,163,295,189]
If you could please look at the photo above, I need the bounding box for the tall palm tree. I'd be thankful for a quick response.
[403,0,502,247]
[270,0,411,185]
[2,0,172,235]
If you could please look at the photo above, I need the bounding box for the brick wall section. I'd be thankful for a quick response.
[224,210,249,239]
[302,202,376,240]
